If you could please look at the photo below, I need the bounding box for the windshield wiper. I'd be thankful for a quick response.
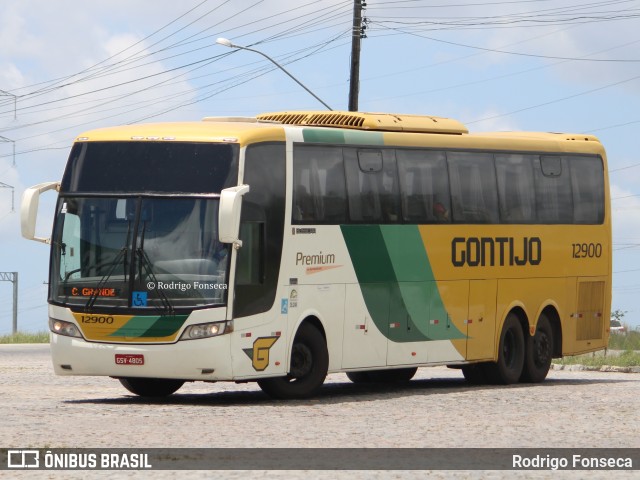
[84,247,127,311]
[84,218,131,311]
[136,247,174,314]
[135,220,174,314]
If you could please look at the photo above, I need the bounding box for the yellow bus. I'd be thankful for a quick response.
[22,111,611,399]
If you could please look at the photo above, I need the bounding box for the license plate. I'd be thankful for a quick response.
[115,354,145,365]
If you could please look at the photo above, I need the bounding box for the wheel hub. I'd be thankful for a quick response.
[290,343,313,378]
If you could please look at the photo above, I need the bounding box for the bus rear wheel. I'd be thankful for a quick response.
[119,377,184,397]
[257,322,328,399]
[461,363,489,384]
[483,313,525,384]
[521,313,553,383]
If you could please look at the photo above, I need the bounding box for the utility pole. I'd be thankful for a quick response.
[0,272,18,334]
[348,0,366,112]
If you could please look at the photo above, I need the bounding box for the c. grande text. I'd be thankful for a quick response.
[452,236,541,267]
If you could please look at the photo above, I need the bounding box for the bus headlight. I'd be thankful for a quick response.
[49,318,82,338]
[180,321,229,341]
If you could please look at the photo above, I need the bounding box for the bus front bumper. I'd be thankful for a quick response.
[50,333,234,381]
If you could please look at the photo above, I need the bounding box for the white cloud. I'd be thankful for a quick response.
[611,183,640,244]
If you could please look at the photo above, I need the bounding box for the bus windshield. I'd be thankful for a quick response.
[50,140,239,312]
[50,196,230,311]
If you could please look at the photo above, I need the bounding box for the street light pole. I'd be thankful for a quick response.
[216,38,333,111]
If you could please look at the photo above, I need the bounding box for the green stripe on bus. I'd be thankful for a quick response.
[380,225,465,340]
[109,315,188,338]
[139,315,188,338]
[341,224,465,342]
[302,128,384,145]
[340,225,396,283]
[380,225,431,339]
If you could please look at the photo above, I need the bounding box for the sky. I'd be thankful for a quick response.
[1,0,640,334]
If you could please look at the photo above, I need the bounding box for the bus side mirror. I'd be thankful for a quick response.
[21,181,60,244]
[218,184,250,247]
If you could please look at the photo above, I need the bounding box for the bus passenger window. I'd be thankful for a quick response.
[495,154,536,223]
[447,152,498,224]
[345,148,400,223]
[236,222,264,285]
[396,149,450,223]
[535,156,573,223]
[292,145,346,224]
[570,156,604,224]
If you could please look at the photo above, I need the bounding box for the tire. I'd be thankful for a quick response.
[119,378,184,397]
[257,323,328,399]
[346,371,372,383]
[347,367,417,384]
[483,313,525,385]
[461,363,488,384]
[367,367,418,383]
[521,313,553,383]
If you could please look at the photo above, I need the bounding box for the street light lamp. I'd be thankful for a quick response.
[216,38,333,111]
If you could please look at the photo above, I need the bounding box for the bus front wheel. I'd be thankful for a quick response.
[119,377,184,397]
[257,322,328,399]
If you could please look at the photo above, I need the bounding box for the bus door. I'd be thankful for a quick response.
[466,279,497,361]
[386,282,429,366]
[425,280,469,364]
[342,283,389,369]
[385,279,471,366]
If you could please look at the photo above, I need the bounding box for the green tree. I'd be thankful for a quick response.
[611,309,627,322]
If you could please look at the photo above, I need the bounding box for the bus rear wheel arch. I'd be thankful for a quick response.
[257,321,328,399]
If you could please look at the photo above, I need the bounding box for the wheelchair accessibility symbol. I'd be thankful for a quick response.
[132,291,147,307]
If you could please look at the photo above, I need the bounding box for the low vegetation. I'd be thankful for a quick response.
[556,349,640,368]
[555,330,640,368]
[0,331,49,344]
[607,330,640,350]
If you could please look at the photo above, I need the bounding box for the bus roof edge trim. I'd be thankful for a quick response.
[256,111,469,134]
[202,116,259,123]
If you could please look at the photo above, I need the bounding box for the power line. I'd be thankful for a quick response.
[370,21,640,61]
[0,2,352,122]
[464,72,640,125]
